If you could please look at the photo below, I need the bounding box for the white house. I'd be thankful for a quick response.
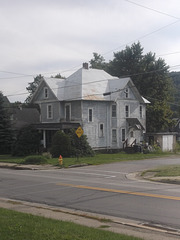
[31,63,149,150]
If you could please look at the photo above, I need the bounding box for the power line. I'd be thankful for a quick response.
[125,0,180,20]
[102,19,180,56]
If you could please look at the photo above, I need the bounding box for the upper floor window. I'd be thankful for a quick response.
[65,104,71,121]
[88,108,93,122]
[44,87,48,99]
[140,105,143,118]
[99,123,104,137]
[47,104,53,119]
[112,104,117,118]
[125,105,129,118]
[124,88,129,98]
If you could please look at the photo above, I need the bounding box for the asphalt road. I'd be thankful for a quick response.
[0,156,180,231]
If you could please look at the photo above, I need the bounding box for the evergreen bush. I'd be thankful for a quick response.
[12,125,41,156]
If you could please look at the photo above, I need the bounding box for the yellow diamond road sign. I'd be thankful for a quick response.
[76,126,83,138]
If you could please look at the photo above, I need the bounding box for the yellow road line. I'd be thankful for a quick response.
[56,183,180,201]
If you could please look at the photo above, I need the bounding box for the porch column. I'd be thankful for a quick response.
[43,130,46,149]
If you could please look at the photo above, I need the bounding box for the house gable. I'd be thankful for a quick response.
[31,79,59,103]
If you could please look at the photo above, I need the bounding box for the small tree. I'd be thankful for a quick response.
[68,129,94,157]
[12,125,41,156]
[50,129,94,158]
[50,131,72,158]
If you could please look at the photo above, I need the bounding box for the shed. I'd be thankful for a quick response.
[146,132,177,152]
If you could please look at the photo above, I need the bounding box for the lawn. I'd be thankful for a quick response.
[0,151,172,168]
[142,165,180,177]
[0,208,142,240]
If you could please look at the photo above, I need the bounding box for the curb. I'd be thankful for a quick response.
[0,197,179,240]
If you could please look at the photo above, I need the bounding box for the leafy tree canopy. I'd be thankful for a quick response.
[25,74,44,103]
[89,52,107,70]
[89,42,174,132]
[0,92,13,153]
[51,73,65,79]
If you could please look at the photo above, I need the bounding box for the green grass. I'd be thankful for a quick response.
[0,208,142,240]
[146,165,180,177]
[0,152,172,168]
[48,152,172,167]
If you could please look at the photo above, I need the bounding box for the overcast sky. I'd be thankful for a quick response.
[1,0,180,102]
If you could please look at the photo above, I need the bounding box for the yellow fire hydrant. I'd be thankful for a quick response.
[58,155,63,165]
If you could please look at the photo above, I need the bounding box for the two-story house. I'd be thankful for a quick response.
[31,63,149,150]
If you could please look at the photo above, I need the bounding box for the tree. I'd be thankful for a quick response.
[50,129,94,158]
[12,125,41,156]
[169,71,180,117]
[68,129,94,157]
[25,74,44,103]
[51,73,65,79]
[102,42,174,132]
[50,130,72,158]
[89,52,107,70]
[0,92,13,154]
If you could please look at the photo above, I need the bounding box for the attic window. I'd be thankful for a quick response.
[44,87,48,98]
[125,88,129,98]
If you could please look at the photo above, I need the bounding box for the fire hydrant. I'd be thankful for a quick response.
[58,155,63,165]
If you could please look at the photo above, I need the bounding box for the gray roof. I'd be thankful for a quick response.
[44,67,145,102]
[40,67,148,103]
[11,108,40,129]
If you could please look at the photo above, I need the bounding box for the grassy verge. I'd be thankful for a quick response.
[0,152,173,167]
[0,208,142,240]
[142,165,180,177]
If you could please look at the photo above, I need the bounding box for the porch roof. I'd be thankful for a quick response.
[126,118,145,130]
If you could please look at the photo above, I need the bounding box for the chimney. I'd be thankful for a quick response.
[83,62,88,69]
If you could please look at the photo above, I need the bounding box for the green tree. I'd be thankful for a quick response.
[169,71,180,117]
[50,129,94,158]
[0,92,13,154]
[51,73,65,79]
[89,52,107,70]
[68,129,94,157]
[25,74,44,103]
[107,42,174,132]
[12,125,41,156]
[50,130,72,158]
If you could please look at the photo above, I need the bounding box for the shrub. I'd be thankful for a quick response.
[50,131,72,158]
[12,125,41,156]
[24,155,47,164]
[42,152,52,159]
[68,129,94,157]
[50,129,94,158]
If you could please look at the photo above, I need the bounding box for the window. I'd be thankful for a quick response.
[88,108,93,122]
[112,129,117,143]
[44,87,48,98]
[125,105,129,118]
[122,129,125,141]
[130,131,134,138]
[99,123,104,137]
[140,105,143,118]
[112,104,117,118]
[65,104,71,121]
[125,88,129,98]
[47,104,53,119]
